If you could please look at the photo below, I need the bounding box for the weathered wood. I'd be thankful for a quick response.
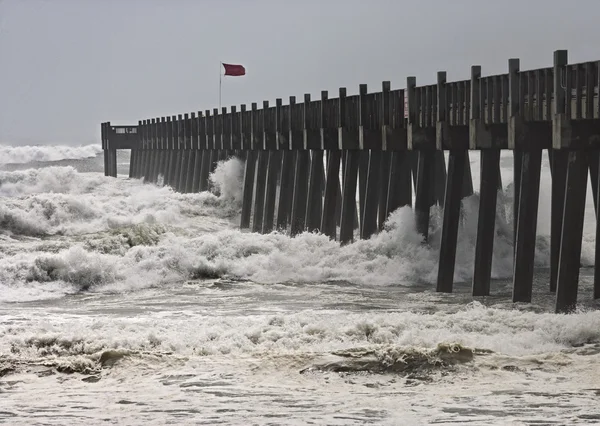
[513,149,542,302]
[306,150,324,232]
[178,114,190,192]
[358,150,369,233]
[556,151,588,313]
[276,150,295,230]
[168,116,178,187]
[340,150,360,244]
[252,150,269,233]
[595,163,600,299]
[433,151,447,205]
[191,150,203,193]
[437,150,467,292]
[321,149,341,239]
[589,151,599,213]
[290,150,310,236]
[240,150,257,229]
[472,149,500,296]
[262,150,282,233]
[361,150,382,239]
[462,151,474,197]
[386,151,412,215]
[378,153,391,229]
[550,149,568,292]
[415,150,434,241]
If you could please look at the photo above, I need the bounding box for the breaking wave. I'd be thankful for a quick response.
[0,144,102,165]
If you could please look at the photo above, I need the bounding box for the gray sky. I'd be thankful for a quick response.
[1,0,599,146]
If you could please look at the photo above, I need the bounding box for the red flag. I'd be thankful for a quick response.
[222,63,246,76]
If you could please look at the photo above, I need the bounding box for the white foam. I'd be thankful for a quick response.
[0,144,102,165]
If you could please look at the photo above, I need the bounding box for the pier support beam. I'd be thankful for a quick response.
[240,150,257,229]
[556,151,588,313]
[361,150,382,239]
[378,153,391,229]
[437,150,467,292]
[191,150,203,192]
[512,149,542,302]
[386,151,412,216]
[262,150,282,233]
[340,150,360,244]
[550,150,568,292]
[290,150,310,236]
[415,150,434,242]
[276,151,295,231]
[306,150,325,233]
[252,151,269,233]
[472,149,500,296]
[321,150,341,239]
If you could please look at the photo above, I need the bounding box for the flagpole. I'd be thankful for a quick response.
[219,62,222,109]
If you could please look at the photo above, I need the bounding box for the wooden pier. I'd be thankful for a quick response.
[101,50,600,313]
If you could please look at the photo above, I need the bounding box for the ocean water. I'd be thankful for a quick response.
[1,144,600,425]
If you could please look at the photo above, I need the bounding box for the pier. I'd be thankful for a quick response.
[101,50,600,313]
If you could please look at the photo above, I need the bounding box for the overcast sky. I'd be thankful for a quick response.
[1,0,599,146]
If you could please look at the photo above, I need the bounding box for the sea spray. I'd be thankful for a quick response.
[0,144,102,165]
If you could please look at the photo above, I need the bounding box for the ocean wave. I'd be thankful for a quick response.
[1,303,600,378]
[0,164,242,237]
[0,144,103,165]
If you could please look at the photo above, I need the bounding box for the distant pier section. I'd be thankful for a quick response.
[101,50,600,313]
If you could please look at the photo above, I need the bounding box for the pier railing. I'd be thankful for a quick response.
[101,50,600,313]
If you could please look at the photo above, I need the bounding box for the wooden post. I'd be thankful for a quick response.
[184,112,196,193]
[386,151,412,215]
[512,147,542,302]
[437,150,467,292]
[252,150,268,233]
[361,149,381,239]
[471,66,500,296]
[436,70,468,293]
[240,149,257,229]
[171,114,182,191]
[306,91,328,233]
[262,150,282,234]
[252,102,269,233]
[550,50,568,292]
[276,96,297,231]
[178,113,190,192]
[199,110,212,191]
[158,117,167,184]
[262,100,282,233]
[168,115,179,187]
[321,149,341,239]
[340,150,360,244]
[290,94,312,236]
[165,117,173,186]
[414,149,433,241]
[556,151,588,312]
[378,81,392,230]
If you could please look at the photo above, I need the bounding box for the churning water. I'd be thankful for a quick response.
[1,144,600,425]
